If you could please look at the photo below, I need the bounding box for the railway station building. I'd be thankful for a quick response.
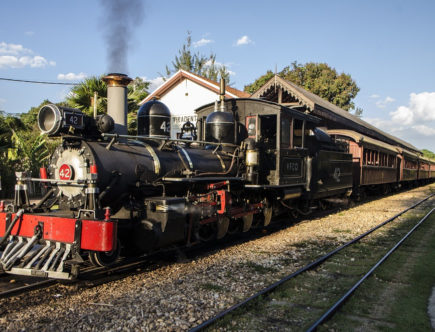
[139,70,249,139]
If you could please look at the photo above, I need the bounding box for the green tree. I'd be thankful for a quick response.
[243,70,274,95]
[20,99,55,128]
[66,76,108,116]
[245,62,361,112]
[128,76,149,112]
[166,31,231,84]
[127,77,149,134]
[9,129,50,177]
[422,149,435,160]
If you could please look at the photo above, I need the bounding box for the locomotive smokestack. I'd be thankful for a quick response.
[102,73,132,135]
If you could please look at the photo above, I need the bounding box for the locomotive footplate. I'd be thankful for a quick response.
[0,212,116,279]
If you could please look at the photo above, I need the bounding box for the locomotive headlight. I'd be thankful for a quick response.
[38,104,84,136]
[38,104,62,135]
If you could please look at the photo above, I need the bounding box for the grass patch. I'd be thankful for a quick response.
[332,228,353,234]
[325,210,435,331]
[200,282,224,292]
[243,261,278,274]
[211,204,435,331]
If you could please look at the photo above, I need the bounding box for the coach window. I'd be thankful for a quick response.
[293,119,305,148]
[280,117,291,148]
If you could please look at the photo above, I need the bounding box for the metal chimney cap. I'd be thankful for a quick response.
[102,73,133,87]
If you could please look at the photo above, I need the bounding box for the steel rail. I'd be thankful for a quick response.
[189,193,435,332]
[0,279,56,299]
[306,206,435,332]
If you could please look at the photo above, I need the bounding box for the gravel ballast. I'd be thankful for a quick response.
[1,184,434,331]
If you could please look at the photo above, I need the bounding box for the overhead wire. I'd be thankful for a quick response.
[0,77,79,85]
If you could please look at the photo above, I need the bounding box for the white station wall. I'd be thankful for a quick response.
[158,79,219,138]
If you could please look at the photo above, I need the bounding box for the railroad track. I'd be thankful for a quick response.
[189,193,435,331]
[0,190,431,303]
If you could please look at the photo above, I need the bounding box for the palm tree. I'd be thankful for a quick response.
[66,76,108,116]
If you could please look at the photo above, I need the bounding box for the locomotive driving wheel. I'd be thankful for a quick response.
[88,240,121,267]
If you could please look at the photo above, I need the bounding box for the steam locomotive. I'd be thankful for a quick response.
[0,75,432,280]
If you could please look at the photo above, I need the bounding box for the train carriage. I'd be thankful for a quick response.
[418,156,431,182]
[399,149,419,184]
[327,129,400,194]
[431,160,435,180]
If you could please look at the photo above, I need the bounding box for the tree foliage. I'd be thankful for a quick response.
[166,31,231,84]
[66,76,108,116]
[19,99,55,128]
[9,129,49,176]
[422,149,435,160]
[244,62,361,112]
[0,110,53,196]
[127,77,150,112]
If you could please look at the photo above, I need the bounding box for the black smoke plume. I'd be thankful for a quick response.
[99,0,144,73]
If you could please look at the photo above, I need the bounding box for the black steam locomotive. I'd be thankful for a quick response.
[0,84,360,279]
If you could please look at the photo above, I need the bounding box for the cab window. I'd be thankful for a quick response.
[293,119,304,148]
[280,117,291,148]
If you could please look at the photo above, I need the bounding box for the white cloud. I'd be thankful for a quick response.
[235,35,253,46]
[0,55,55,69]
[390,92,435,125]
[363,117,404,134]
[0,42,32,55]
[0,41,55,69]
[25,31,35,36]
[411,124,435,136]
[57,72,87,81]
[146,76,165,92]
[193,38,213,48]
[375,96,395,109]
[369,94,380,99]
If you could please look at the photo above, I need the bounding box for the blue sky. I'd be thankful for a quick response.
[1,0,434,151]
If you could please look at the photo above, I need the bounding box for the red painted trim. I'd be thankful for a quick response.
[81,219,116,252]
[216,190,230,214]
[0,212,115,252]
[207,181,229,190]
[199,203,263,225]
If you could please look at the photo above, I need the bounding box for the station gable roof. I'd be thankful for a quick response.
[139,70,250,105]
[251,75,419,153]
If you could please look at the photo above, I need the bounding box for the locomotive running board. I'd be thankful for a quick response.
[0,237,74,280]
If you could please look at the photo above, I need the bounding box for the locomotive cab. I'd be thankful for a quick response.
[196,98,318,188]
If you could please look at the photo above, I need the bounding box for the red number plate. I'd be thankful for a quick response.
[59,164,73,180]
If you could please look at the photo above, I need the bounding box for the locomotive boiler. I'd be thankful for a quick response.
[0,74,355,279]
